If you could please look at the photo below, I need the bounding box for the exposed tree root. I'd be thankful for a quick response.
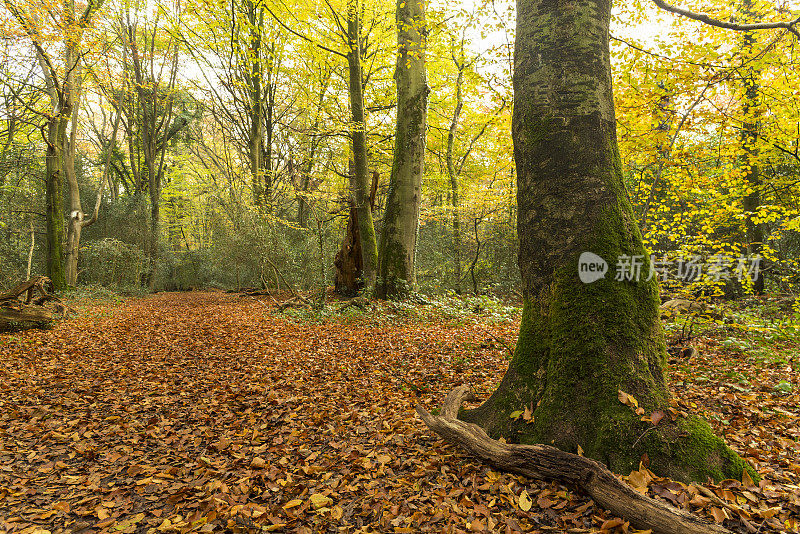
[416,385,732,534]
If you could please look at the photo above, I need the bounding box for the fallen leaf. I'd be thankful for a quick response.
[518,490,532,512]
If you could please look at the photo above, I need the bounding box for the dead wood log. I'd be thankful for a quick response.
[276,296,313,313]
[0,304,54,323]
[416,385,731,534]
[242,289,273,297]
[0,276,74,327]
[0,275,51,303]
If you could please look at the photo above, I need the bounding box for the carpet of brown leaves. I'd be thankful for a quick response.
[0,291,798,534]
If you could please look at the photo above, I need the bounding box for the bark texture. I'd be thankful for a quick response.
[377,0,428,299]
[457,0,755,483]
[335,170,379,296]
[44,114,67,291]
[346,0,379,293]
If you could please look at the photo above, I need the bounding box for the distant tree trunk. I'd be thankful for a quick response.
[740,0,764,294]
[335,169,378,295]
[345,0,378,293]
[65,62,84,287]
[123,18,182,291]
[247,0,265,207]
[377,0,428,299]
[298,73,330,228]
[459,0,755,483]
[5,0,105,291]
[26,218,35,279]
[44,110,67,291]
[446,50,465,295]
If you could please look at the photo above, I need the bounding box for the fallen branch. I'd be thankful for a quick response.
[0,276,76,328]
[276,297,312,313]
[416,385,731,534]
[336,296,369,313]
[473,324,515,358]
[0,276,51,303]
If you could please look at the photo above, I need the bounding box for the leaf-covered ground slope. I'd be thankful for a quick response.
[1,291,798,533]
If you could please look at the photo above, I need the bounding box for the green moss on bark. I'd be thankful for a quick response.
[461,114,757,484]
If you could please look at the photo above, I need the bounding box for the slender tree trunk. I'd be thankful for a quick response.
[65,211,83,286]
[461,0,755,483]
[377,0,427,299]
[44,113,67,290]
[298,74,330,228]
[26,218,34,279]
[740,0,764,294]
[65,62,84,287]
[446,56,464,295]
[264,51,276,209]
[242,0,266,207]
[346,0,378,293]
[124,20,180,291]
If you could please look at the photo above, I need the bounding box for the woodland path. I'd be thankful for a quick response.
[0,291,797,533]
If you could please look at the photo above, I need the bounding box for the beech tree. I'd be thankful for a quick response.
[423,0,758,487]
[118,7,196,289]
[4,0,106,290]
[377,0,427,298]
[344,0,379,292]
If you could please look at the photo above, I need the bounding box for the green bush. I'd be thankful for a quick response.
[81,238,147,288]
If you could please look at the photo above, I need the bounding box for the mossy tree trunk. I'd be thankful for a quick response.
[462,0,756,483]
[346,0,378,293]
[377,0,428,299]
[6,0,105,290]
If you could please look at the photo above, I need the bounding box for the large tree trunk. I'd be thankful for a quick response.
[457,0,755,483]
[376,0,427,299]
[417,386,732,534]
[7,0,104,294]
[334,203,363,297]
[346,0,378,293]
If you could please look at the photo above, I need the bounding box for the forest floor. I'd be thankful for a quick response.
[0,290,799,534]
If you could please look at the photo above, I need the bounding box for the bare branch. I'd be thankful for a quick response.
[652,0,800,38]
[262,4,348,58]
